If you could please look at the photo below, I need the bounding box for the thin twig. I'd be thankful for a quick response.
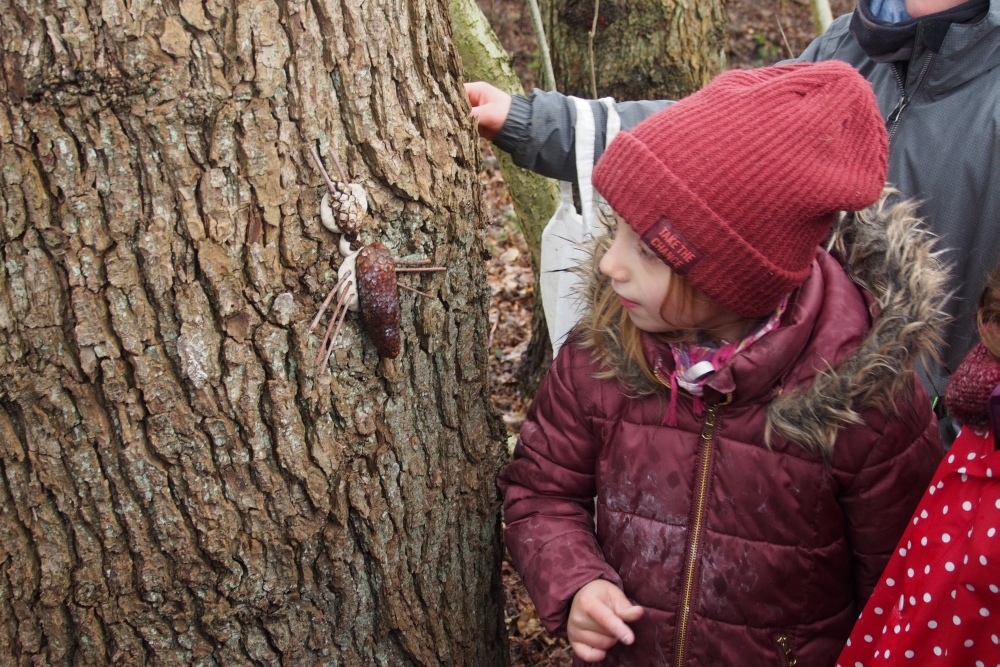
[487,315,500,350]
[395,266,447,273]
[775,17,793,60]
[309,145,338,193]
[317,285,352,364]
[526,0,556,91]
[397,282,433,298]
[395,258,433,266]
[322,290,352,373]
[327,145,348,183]
[309,270,352,331]
[588,0,600,99]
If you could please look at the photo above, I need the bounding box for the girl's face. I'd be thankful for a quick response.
[598,214,750,341]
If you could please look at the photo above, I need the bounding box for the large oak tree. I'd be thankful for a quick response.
[0,0,509,663]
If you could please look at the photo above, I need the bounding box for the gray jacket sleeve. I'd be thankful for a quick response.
[493,89,673,182]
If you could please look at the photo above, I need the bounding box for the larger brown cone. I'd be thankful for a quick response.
[356,243,401,358]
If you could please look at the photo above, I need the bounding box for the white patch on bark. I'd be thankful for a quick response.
[177,329,211,388]
[271,292,299,326]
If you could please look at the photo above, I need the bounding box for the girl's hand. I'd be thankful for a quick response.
[464,82,512,140]
[567,579,644,662]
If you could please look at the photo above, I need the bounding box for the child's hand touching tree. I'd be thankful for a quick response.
[464,82,512,140]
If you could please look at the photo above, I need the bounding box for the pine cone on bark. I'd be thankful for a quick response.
[356,243,401,358]
[320,182,369,235]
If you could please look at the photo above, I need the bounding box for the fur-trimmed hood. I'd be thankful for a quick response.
[575,189,950,456]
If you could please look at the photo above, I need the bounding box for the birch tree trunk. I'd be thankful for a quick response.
[0,0,509,664]
[542,0,728,100]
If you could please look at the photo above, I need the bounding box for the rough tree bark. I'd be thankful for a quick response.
[0,0,509,664]
[541,0,728,100]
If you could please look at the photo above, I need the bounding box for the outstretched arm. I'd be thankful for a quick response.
[465,15,854,183]
[465,82,672,181]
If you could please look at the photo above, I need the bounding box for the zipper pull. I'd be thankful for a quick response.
[887,95,908,127]
[776,633,798,667]
[700,405,718,437]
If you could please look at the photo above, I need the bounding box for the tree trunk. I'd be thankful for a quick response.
[542,0,728,100]
[0,0,509,664]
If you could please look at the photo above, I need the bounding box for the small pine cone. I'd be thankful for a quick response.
[329,182,366,234]
[356,243,401,358]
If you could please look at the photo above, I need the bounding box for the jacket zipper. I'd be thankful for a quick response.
[776,633,798,667]
[887,53,935,143]
[674,402,721,667]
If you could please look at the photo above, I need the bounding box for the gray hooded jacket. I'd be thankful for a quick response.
[494,1,1000,393]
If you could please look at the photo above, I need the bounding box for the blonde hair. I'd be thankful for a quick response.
[979,263,1000,359]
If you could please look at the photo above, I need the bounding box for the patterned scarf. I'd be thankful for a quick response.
[663,295,790,426]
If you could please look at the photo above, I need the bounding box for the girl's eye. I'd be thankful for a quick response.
[637,241,657,259]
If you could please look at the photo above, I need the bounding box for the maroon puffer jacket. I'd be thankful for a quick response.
[499,210,945,666]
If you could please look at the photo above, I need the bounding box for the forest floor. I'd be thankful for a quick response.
[477,1,854,664]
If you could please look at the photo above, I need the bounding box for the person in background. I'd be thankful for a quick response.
[498,61,945,667]
[466,0,1000,424]
[835,263,1000,666]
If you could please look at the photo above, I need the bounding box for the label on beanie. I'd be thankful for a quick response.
[642,217,703,275]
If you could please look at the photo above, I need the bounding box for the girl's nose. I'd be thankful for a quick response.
[599,235,630,283]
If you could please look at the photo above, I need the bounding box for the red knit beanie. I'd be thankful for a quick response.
[945,342,1000,429]
[592,61,889,317]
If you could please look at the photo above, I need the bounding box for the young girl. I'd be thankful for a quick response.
[498,62,947,666]
[836,264,1000,666]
